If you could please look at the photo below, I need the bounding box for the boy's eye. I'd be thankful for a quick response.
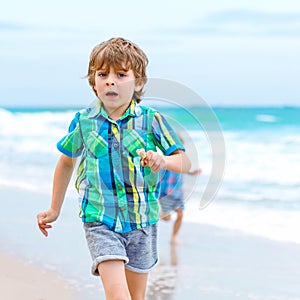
[97,72,107,77]
[117,73,126,78]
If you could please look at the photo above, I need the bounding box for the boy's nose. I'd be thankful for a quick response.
[105,74,115,86]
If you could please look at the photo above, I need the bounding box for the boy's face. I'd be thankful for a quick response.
[93,66,142,119]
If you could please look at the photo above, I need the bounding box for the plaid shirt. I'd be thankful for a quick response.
[57,100,184,232]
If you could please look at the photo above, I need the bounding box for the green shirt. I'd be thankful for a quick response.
[57,100,184,232]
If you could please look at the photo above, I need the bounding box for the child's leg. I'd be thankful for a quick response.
[124,224,158,299]
[98,260,131,300]
[125,269,148,300]
[160,212,171,221]
[171,209,183,241]
[159,196,173,221]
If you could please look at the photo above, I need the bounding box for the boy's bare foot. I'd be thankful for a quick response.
[170,235,181,245]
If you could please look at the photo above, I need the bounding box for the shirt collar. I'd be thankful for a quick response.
[88,99,142,119]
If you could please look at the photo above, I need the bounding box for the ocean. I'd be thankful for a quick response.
[1,104,300,297]
[1,105,300,243]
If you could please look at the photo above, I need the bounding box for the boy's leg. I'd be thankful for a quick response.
[159,196,173,221]
[171,209,183,242]
[98,260,131,300]
[160,212,171,221]
[125,269,148,300]
[124,225,158,299]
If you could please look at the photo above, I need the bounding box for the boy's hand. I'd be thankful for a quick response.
[188,168,202,176]
[141,150,166,172]
[37,208,59,237]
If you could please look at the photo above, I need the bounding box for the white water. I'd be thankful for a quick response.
[1,108,300,245]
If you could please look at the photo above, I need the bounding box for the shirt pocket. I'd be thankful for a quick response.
[122,129,147,157]
[122,129,159,187]
[85,130,108,158]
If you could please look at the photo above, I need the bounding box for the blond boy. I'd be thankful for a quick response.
[37,37,191,300]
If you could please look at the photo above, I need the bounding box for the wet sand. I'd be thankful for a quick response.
[148,220,300,299]
[1,186,300,299]
[0,251,77,300]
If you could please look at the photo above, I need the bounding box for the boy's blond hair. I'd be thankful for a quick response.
[87,37,148,103]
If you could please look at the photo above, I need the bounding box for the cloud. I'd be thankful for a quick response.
[165,10,300,37]
[208,9,300,23]
[207,10,300,36]
[0,20,26,31]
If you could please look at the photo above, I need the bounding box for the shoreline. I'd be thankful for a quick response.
[1,185,300,299]
[0,251,78,300]
[2,219,300,299]
[149,220,300,299]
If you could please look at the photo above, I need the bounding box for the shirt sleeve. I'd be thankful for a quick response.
[152,111,185,155]
[56,112,84,157]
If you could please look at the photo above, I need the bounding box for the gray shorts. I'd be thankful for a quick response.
[159,195,185,215]
[83,222,158,276]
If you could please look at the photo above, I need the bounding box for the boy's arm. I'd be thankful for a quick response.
[141,149,191,173]
[188,168,202,176]
[37,154,76,237]
[164,150,192,173]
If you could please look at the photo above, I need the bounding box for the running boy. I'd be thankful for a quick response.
[37,37,191,300]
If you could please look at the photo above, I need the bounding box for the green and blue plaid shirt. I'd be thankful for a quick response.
[57,100,184,232]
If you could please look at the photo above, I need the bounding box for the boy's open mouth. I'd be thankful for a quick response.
[106,91,118,96]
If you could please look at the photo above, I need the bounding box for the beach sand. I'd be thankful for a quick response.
[1,186,300,299]
[148,220,300,300]
[0,251,77,300]
[2,222,300,300]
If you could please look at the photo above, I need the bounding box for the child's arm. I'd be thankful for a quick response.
[141,149,191,173]
[165,150,192,173]
[188,168,202,176]
[37,154,76,237]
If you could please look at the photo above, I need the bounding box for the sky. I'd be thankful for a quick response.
[1,0,300,107]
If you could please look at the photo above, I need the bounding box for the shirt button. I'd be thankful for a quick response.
[113,142,119,149]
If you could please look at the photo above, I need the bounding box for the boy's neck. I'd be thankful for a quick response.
[105,103,131,121]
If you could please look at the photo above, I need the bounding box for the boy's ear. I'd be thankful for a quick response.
[134,84,143,92]
[135,78,145,92]
[93,86,98,96]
